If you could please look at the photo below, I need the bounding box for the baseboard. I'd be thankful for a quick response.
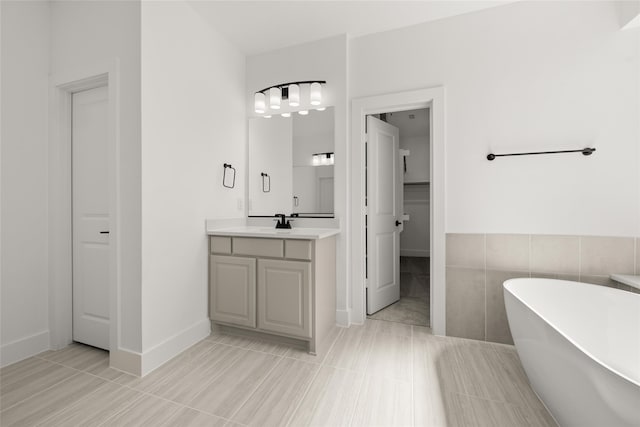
[110,347,142,376]
[140,318,211,377]
[1,330,50,368]
[335,309,350,327]
[400,249,430,257]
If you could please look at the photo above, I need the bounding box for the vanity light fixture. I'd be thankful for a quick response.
[310,82,322,106]
[254,92,265,114]
[312,152,334,166]
[268,87,281,110]
[288,84,300,107]
[254,80,326,116]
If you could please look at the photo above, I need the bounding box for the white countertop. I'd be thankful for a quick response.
[610,274,640,290]
[206,225,340,240]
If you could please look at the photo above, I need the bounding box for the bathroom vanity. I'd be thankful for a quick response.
[206,225,339,355]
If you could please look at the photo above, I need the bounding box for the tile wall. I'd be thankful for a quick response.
[446,234,640,344]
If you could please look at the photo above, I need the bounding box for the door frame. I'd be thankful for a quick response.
[48,60,121,353]
[350,87,445,335]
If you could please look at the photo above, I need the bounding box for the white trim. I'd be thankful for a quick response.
[335,309,350,327]
[140,318,211,377]
[0,331,50,368]
[110,347,142,377]
[350,87,446,336]
[48,60,122,356]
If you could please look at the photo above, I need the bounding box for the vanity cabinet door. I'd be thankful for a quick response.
[210,255,256,328]
[257,259,311,339]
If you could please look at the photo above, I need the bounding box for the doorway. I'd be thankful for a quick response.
[71,85,111,350]
[366,109,431,327]
[49,66,120,359]
[350,87,445,335]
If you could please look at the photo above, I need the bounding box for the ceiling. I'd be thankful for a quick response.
[385,108,429,139]
[188,1,516,55]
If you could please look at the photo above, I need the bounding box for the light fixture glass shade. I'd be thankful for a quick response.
[298,110,308,115]
[312,155,321,166]
[264,115,272,119]
[316,107,326,111]
[269,87,281,110]
[310,82,322,105]
[281,112,291,117]
[254,92,266,114]
[288,84,300,107]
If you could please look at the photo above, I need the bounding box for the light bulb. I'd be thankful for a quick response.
[312,155,321,166]
[298,110,308,115]
[310,82,322,106]
[254,92,265,114]
[316,107,326,111]
[269,87,281,110]
[288,84,300,107]
[281,112,291,117]
[264,115,272,119]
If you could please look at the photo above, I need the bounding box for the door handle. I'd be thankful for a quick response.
[395,220,401,227]
[99,231,110,234]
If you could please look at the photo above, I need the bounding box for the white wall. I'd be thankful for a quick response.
[350,1,640,237]
[248,116,292,215]
[140,1,245,373]
[401,136,430,184]
[401,184,430,257]
[51,0,143,355]
[0,1,51,366]
[247,35,350,324]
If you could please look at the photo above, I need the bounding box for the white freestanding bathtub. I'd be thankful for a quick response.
[504,278,640,427]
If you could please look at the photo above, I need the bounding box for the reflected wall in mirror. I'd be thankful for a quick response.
[248,107,334,217]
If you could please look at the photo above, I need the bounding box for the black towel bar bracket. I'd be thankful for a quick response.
[223,163,236,188]
[487,147,595,161]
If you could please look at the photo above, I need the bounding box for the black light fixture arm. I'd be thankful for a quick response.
[256,80,327,95]
[487,147,595,161]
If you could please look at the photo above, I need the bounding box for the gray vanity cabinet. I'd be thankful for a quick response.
[257,259,311,338]
[208,234,336,355]
[209,255,256,328]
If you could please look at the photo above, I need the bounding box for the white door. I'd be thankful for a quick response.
[72,86,110,350]
[366,116,402,314]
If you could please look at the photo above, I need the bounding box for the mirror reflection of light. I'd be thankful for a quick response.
[263,115,271,119]
[281,112,291,118]
[298,110,309,115]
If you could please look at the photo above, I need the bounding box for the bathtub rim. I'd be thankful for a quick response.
[504,277,640,388]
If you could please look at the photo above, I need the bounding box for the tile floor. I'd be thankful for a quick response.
[369,257,430,327]
[0,319,556,426]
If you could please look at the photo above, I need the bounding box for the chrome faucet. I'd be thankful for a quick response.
[274,214,292,229]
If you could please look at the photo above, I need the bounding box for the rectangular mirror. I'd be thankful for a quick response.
[248,107,334,217]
